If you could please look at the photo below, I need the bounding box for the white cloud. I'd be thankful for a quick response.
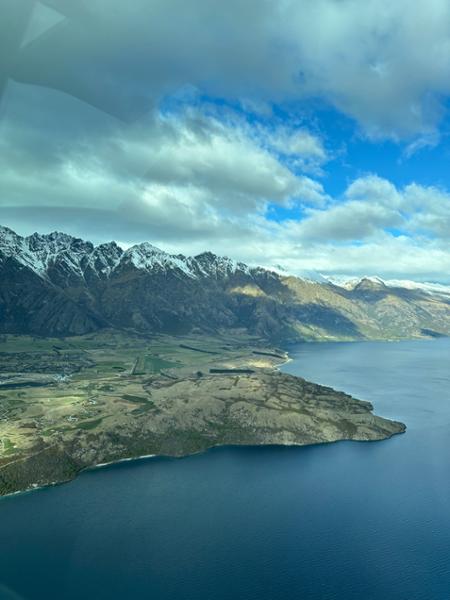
[258,126,329,176]
[403,132,440,158]
[114,113,310,211]
[3,3,450,282]
[267,235,450,282]
[344,175,402,208]
[403,183,450,237]
[3,152,450,281]
[262,127,327,160]
[281,176,450,249]
[280,0,450,139]
[8,0,450,139]
[1,100,325,208]
[290,200,403,241]
[0,91,329,246]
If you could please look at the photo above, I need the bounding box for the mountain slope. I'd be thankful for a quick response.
[1,225,450,341]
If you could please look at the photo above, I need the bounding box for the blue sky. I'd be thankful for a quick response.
[1,0,450,282]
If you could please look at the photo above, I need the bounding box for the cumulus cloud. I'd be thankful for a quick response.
[287,176,450,246]
[268,235,450,282]
[113,113,315,211]
[0,80,328,245]
[344,175,403,208]
[291,201,403,242]
[247,176,450,281]
[403,184,450,237]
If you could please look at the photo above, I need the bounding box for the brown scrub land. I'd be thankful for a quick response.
[0,331,405,496]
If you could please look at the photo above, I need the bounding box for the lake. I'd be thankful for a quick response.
[1,339,450,600]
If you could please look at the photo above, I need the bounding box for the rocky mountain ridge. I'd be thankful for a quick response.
[1,225,450,341]
[0,226,253,284]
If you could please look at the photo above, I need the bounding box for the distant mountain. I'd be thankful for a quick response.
[329,275,450,299]
[1,225,450,341]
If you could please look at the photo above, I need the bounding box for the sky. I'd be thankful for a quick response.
[2,1,450,282]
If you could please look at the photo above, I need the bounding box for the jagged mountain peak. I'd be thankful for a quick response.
[28,229,79,243]
[1,224,447,301]
[1,224,450,340]
[119,243,251,279]
[128,241,164,254]
[0,227,120,281]
[195,251,216,260]
[85,241,123,278]
[194,251,251,277]
[0,224,19,238]
[121,242,197,278]
[0,225,24,252]
[94,240,123,254]
[26,230,94,255]
[0,225,255,282]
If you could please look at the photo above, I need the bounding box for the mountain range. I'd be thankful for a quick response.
[1,225,449,342]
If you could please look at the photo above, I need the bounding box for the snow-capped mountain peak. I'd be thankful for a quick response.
[122,243,197,278]
[0,228,121,282]
[0,227,257,283]
[2,227,449,302]
[194,252,251,278]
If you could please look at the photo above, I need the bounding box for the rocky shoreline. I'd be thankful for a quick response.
[0,366,406,498]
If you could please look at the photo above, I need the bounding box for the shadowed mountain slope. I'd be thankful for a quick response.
[1,225,449,341]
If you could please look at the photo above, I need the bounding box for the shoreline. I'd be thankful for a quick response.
[0,341,407,500]
[0,426,407,501]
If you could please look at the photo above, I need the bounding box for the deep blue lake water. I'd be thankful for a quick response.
[1,339,450,600]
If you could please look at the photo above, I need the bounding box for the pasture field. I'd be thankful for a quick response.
[0,330,285,465]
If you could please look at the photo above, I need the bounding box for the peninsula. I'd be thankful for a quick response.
[0,331,405,496]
